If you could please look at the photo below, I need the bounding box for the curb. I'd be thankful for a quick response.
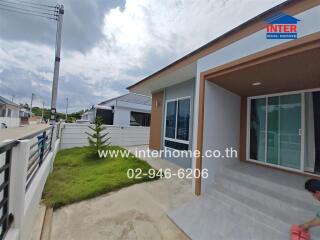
[40,207,53,240]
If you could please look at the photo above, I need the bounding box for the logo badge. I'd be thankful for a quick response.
[265,12,300,40]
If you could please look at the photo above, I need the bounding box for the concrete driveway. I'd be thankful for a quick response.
[51,146,193,240]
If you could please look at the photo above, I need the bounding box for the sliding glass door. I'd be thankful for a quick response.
[249,98,266,162]
[277,94,301,169]
[249,93,302,171]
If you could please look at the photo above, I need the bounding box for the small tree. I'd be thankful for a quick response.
[86,117,111,156]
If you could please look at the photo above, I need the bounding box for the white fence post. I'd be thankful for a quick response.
[9,140,30,239]
[50,126,57,171]
[58,123,63,139]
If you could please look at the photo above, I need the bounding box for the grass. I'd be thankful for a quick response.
[43,146,157,209]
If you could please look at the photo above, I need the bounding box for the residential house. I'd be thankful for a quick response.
[0,96,20,127]
[82,92,151,126]
[128,0,320,238]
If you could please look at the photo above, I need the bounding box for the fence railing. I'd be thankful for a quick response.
[0,124,56,240]
[0,122,150,239]
[25,126,54,190]
[0,142,16,239]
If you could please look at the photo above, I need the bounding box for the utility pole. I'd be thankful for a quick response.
[42,101,45,122]
[30,93,35,117]
[50,4,64,124]
[65,97,68,120]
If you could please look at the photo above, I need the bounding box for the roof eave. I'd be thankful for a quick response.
[127,0,301,91]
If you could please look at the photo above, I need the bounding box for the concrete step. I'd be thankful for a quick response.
[222,163,316,205]
[206,182,320,239]
[216,173,316,220]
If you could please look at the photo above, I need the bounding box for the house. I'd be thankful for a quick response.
[128,0,320,238]
[19,108,31,118]
[82,92,151,126]
[0,96,20,118]
[0,96,21,127]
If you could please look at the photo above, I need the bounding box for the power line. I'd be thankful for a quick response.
[0,2,57,16]
[0,2,57,17]
[0,0,58,12]
[0,6,57,20]
[13,0,56,8]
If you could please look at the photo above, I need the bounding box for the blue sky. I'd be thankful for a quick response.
[0,0,285,112]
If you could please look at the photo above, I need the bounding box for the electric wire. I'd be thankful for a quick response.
[12,0,56,8]
[0,0,58,12]
[0,6,57,20]
[0,2,57,16]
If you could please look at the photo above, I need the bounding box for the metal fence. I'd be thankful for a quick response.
[0,142,16,239]
[0,125,54,240]
[25,126,54,190]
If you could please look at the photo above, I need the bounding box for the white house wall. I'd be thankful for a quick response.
[113,107,131,126]
[10,108,20,118]
[202,81,240,192]
[0,117,20,127]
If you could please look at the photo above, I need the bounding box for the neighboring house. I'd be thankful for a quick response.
[128,1,320,238]
[82,92,151,126]
[19,108,31,118]
[0,96,20,118]
[0,96,20,127]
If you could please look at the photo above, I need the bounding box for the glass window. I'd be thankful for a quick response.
[165,98,191,150]
[130,112,150,126]
[177,99,190,141]
[165,140,188,150]
[165,101,177,138]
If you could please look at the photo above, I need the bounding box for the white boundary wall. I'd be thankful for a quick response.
[60,123,150,150]
[2,123,149,239]
[0,117,20,128]
[4,126,59,240]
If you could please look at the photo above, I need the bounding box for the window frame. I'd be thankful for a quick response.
[164,96,191,150]
[130,111,151,126]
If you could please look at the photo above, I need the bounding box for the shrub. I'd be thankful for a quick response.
[86,117,111,156]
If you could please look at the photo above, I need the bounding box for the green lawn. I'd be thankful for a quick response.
[43,146,157,209]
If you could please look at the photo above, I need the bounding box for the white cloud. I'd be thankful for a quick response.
[0,0,285,111]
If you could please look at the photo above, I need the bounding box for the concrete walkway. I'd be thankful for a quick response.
[51,146,194,240]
